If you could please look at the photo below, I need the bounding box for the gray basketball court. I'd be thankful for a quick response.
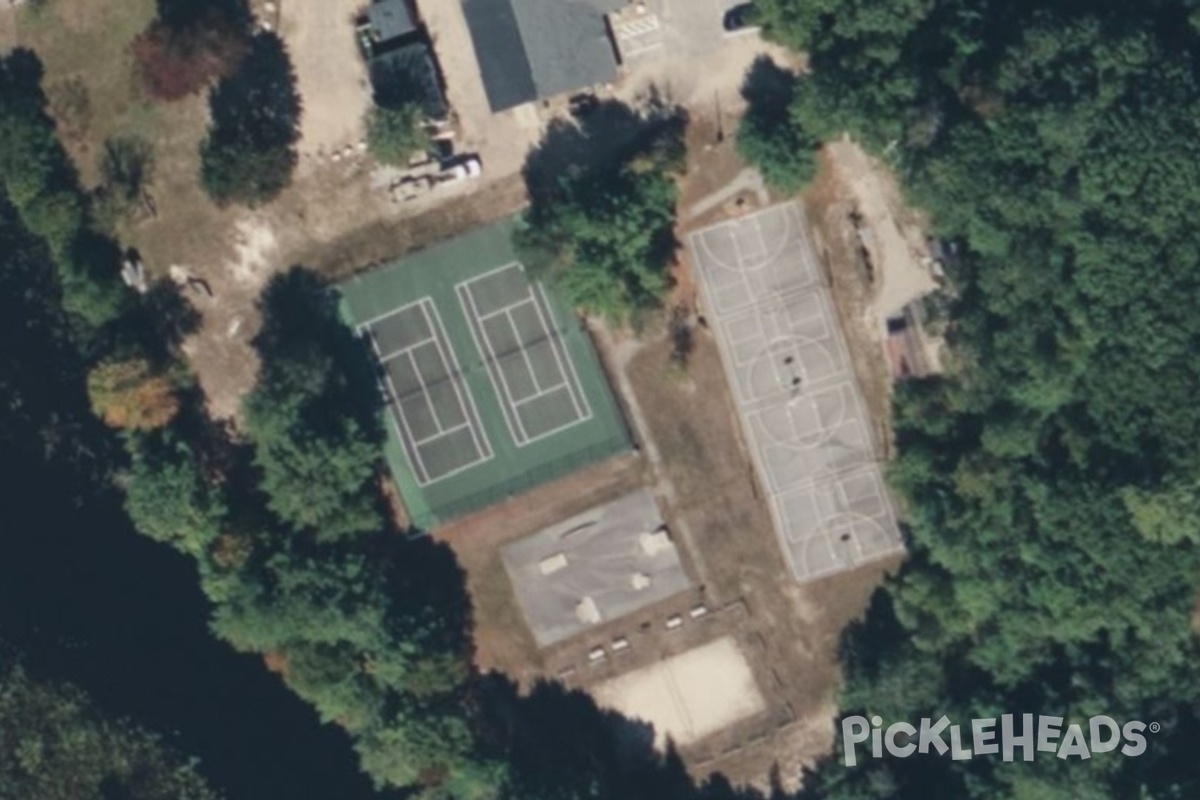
[502,489,692,647]
[687,202,904,583]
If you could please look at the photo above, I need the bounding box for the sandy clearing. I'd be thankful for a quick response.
[824,139,938,327]
[227,217,280,289]
[279,0,372,159]
[591,636,766,749]
[615,25,798,119]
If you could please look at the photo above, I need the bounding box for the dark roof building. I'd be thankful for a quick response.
[371,42,449,120]
[363,0,449,121]
[462,0,623,112]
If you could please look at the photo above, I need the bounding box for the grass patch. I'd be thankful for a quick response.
[14,0,163,184]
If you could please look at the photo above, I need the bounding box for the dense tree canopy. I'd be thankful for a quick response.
[0,51,126,332]
[241,269,381,541]
[516,112,684,321]
[749,0,1200,797]
[737,57,819,193]
[0,657,223,800]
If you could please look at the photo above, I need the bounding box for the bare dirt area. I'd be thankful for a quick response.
[823,140,938,325]
[270,172,528,279]
[803,141,943,453]
[616,29,798,126]
[0,7,16,51]
[278,0,372,161]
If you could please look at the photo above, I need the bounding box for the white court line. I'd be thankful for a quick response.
[376,334,437,364]
[365,297,494,486]
[354,297,428,333]
[504,307,546,395]
[474,294,540,326]
[500,289,596,447]
[531,285,590,420]
[419,299,493,460]
[405,348,447,434]
[455,266,595,447]
[413,421,472,447]
[477,294,587,420]
[370,333,432,485]
[735,217,768,262]
[512,382,570,408]
[456,282,530,444]
[459,261,526,313]
[692,204,796,279]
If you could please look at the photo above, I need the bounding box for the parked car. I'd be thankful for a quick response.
[440,155,483,182]
[723,2,757,31]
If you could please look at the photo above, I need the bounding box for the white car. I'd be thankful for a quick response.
[441,156,482,182]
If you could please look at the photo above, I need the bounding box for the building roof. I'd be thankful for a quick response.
[501,489,692,647]
[370,40,448,120]
[461,0,621,112]
[368,0,418,44]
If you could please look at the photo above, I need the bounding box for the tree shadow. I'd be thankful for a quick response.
[374,534,475,666]
[252,266,384,443]
[207,32,301,150]
[478,673,706,800]
[102,281,201,371]
[739,56,797,127]
[201,32,301,205]
[521,92,687,209]
[157,0,252,32]
[369,45,447,119]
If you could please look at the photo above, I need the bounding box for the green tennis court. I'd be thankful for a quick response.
[337,217,631,529]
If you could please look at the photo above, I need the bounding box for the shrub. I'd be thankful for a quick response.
[132,13,249,102]
[365,104,429,166]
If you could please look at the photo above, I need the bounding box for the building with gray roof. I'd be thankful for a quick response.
[368,0,418,44]
[502,489,692,647]
[461,0,623,112]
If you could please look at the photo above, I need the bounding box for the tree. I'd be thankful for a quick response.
[86,358,180,430]
[243,395,381,539]
[132,12,249,102]
[516,112,684,321]
[199,33,300,206]
[748,1,1200,797]
[242,269,381,540]
[0,51,125,331]
[736,57,819,192]
[0,657,223,800]
[123,431,227,556]
[365,104,429,166]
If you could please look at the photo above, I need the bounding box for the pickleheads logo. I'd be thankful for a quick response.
[842,714,1158,766]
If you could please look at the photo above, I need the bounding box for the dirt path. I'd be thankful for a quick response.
[824,139,938,329]
[279,0,372,161]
